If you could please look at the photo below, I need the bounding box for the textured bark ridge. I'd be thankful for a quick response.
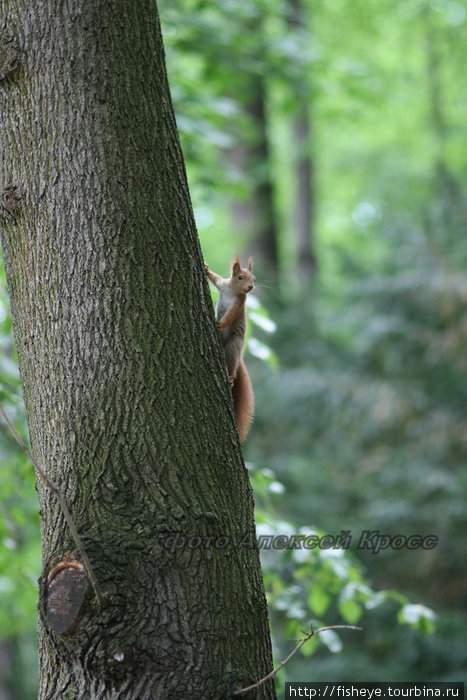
[0,2,275,698]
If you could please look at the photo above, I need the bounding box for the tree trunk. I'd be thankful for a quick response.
[421,2,465,243]
[0,640,13,700]
[287,0,316,295]
[291,105,316,290]
[0,2,275,698]
[228,76,280,296]
[245,79,279,287]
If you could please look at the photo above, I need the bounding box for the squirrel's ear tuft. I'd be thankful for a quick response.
[232,255,241,275]
[247,257,253,271]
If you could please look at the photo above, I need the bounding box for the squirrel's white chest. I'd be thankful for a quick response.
[216,288,236,321]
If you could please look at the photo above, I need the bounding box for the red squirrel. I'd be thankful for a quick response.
[205,256,256,441]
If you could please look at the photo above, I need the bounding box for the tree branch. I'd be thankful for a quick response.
[232,624,362,696]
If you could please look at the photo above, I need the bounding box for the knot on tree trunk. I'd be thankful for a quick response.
[0,33,20,82]
[46,559,88,635]
[1,184,24,220]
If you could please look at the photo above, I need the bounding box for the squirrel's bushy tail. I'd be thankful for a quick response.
[233,360,254,441]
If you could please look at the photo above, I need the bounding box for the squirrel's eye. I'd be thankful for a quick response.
[238,275,243,279]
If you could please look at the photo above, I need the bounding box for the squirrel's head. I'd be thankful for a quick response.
[230,256,256,294]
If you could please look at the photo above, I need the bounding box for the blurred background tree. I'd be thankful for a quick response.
[1,0,466,694]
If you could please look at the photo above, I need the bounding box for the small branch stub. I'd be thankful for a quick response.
[46,560,88,634]
[0,34,20,82]
[1,185,24,220]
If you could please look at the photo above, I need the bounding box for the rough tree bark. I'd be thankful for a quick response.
[0,2,275,698]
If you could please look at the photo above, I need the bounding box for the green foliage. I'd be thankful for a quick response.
[0,267,41,649]
[0,272,40,632]
[0,447,40,636]
[250,464,436,685]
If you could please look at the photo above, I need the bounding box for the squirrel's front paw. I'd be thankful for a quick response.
[204,261,210,273]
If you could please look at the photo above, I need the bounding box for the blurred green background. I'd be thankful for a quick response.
[1,0,467,694]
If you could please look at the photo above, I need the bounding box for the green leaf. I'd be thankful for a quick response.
[338,597,363,624]
[308,583,332,616]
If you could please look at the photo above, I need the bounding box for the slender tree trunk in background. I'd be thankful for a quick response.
[229,76,280,296]
[0,641,13,700]
[246,79,280,287]
[0,2,275,698]
[287,0,316,296]
[422,4,465,243]
[291,104,316,292]
[423,4,448,176]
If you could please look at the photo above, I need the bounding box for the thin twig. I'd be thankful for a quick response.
[232,624,362,696]
[0,405,103,604]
